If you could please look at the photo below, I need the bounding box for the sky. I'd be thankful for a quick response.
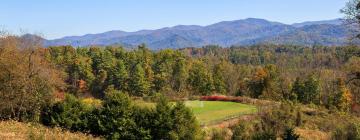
[0,0,347,39]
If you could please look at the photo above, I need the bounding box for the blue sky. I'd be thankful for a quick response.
[1,0,346,39]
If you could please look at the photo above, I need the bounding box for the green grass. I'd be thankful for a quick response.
[135,100,257,125]
[184,101,257,125]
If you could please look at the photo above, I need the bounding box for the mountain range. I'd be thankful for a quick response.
[42,18,351,49]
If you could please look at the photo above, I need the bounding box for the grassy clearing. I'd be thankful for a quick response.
[0,120,101,140]
[185,101,257,125]
[135,100,257,125]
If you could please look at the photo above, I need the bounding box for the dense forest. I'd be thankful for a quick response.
[43,43,360,109]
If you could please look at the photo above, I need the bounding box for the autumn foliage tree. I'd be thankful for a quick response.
[0,34,62,121]
[333,78,353,112]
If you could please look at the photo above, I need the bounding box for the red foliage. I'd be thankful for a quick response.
[200,95,245,103]
[53,91,65,101]
[352,103,360,114]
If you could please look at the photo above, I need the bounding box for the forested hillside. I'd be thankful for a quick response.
[43,18,349,49]
[41,44,360,105]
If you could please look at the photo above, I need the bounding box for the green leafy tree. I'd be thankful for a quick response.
[213,62,227,94]
[171,57,188,92]
[248,65,281,100]
[188,61,214,95]
[341,0,360,39]
[292,76,320,104]
[137,44,154,85]
[153,50,175,92]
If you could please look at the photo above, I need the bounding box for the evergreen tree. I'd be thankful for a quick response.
[111,60,129,92]
[129,63,151,96]
[93,87,149,139]
[152,96,173,139]
[171,102,201,139]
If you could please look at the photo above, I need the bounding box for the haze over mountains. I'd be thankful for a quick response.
[43,18,349,49]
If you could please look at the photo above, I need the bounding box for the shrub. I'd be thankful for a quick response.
[332,123,360,140]
[42,90,202,139]
[231,122,252,140]
[40,94,93,131]
[89,88,150,139]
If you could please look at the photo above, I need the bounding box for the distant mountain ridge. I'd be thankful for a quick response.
[43,18,350,49]
[291,18,343,27]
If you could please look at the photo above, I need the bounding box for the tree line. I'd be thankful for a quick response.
[43,44,360,112]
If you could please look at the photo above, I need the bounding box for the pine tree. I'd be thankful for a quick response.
[129,63,151,96]
[112,60,129,92]
[152,96,173,139]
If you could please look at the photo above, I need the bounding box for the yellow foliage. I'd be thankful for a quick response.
[81,98,102,108]
[0,121,101,140]
[254,67,267,81]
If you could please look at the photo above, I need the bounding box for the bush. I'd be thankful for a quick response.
[41,94,93,132]
[332,123,360,140]
[210,128,228,140]
[41,90,202,140]
[88,88,150,139]
[252,131,276,140]
[231,122,252,140]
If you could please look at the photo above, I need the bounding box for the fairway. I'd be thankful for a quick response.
[185,101,257,125]
[134,100,257,125]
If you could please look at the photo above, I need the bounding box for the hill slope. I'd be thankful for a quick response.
[0,121,101,140]
[44,18,349,49]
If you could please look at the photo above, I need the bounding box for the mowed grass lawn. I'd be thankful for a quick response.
[135,100,257,125]
[185,101,257,125]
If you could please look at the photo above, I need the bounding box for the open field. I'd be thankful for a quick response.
[0,121,101,140]
[135,100,257,125]
[185,101,257,125]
